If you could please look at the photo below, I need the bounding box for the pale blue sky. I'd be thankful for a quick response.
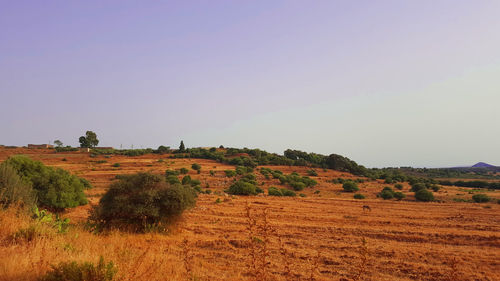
[1,1,499,167]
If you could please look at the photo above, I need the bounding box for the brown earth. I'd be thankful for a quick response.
[0,148,499,281]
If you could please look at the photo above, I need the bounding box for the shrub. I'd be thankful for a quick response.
[181,175,192,185]
[165,170,179,176]
[353,193,365,199]
[415,189,434,202]
[0,163,36,208]
[299,193,306,197]
[39,257,117,281]
[191,163,201,173]
[179,168,189,174]
[394,183,403,190]
[268,187,283,196]
[472,193,490,203]
[112,163,120,168]
[227,180,257,195]
[410,183,426,192]
[3,155,87,210]
[281,189,296,197]
[290,181,305,191]
[431,185,440,192]
[91,173,196,231]
[342,181,359,192]
[307,169,318,176]
[165,175,180,184]
[394,192,406,200]
[379,189,394,200]
[209,170,215,176]
[224,170,236,177]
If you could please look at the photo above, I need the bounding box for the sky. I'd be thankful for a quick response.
[1,0,499,168]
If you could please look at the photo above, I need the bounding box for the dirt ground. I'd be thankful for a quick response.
[1,148,499,281]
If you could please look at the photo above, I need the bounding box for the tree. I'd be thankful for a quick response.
[79,131,99,148]
[179,140,186,152]
[415,189,434,202]
[54,140,63,148]
[342,181,359,192]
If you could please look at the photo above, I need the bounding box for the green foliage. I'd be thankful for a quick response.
[279,173,317,191]
[91,173,196,231]
[268,187,282,196]
[224,170,236,177]
[112,163,120,168]
[0,163,36,209]
[79,131,99,148]
[394,183,403,190]
[415,189,434,202]
[393,192,406,200]
[53,140,63,147]
[55,146,79,152]
[38,257,117,281]
[410,183,426,192]
[379,188,394,200]
[179,168,189,174]
[281,189,296,197]
[156,145,170,154]
[353,193,365,199]
[3,155,88,210]
[307,169,318,176]
[342,181,359,192]
[165,169,180,177]
[191,163,201,171]
[178,140,186,152]
[227,180,257,196]
[472,193,490,203]
[209,170,215,176]
[32,207,70,233]
[181,175,192,185]
[165,175,180,185]
[299,193,306,197]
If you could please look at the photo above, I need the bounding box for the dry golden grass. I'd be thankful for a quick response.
[1,148,499,280]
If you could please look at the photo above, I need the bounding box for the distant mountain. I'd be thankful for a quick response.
[471,162,496,168]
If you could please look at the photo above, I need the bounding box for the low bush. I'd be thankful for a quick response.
[3,155,88,210]
[281,189,296,197]
[39,257,117,281]
[410,183,426,192]
[394,183,403,190]
[180,168,189,174]
[353,193,365,199]
[307,169,318,176]
[90,173,196,231]
[394,192,406,200]
[224,170,236,177]
[112,163,120,168]
[0,163,36,209]
[165,170,180,176]
[415,189,434,202]
[472,193,490,203]
[342,181,359,192]
[191,163,201,173]
[379,189,394,200]
[268,187,282,196]
[227,180,257,196]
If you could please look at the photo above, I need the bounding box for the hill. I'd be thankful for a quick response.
[471,162,496,168]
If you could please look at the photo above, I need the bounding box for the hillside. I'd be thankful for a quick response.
[0,147,499,281]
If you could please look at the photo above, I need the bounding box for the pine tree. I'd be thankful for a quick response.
[179,140,186,152]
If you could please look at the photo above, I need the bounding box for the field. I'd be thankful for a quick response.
[1,148,499,281]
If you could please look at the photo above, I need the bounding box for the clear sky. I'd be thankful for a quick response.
[1,1,499,168]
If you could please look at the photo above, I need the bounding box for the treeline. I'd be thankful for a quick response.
[438,180,500,190]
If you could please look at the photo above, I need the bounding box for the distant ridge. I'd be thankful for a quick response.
[471,162,497,168]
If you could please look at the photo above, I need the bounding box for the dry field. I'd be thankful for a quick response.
[0,148,499,281]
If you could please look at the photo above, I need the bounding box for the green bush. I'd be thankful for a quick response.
[394,183,403,190]
[0,163,36,208]
[379,189,394,200]
[165,170,180,176]
[342,181,359,192]
[39,257,117,281]
[415,189,434,202]
[472,193,490,203]
[290,181,306,191]
[209,170,215,176]
[307,169,318,176]
[179,168,189,174]
[410,183,426,192]
[181,175,192,185]
[268,187,283,196]
[227,180,257,195]
[394,192,406,200]
[91,173,196,231]
[281,189,296,197]
[191,163,201,171]
[112,163,120,168]
[3,155,88,210]
[165,175,180,185]
[224,170,236,177]
[353,193,365,199]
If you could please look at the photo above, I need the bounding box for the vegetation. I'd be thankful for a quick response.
[342,181,359,192]
[227,180,258,196]
[224,170,236,177]
[439,180,500,190]
[353,193,365,199]
[2,155,88,210]
[278,172,317,191]
[39,257,117,281]
[191,163,201,173]
[415,189,434,202]
[178,140,186,152]
[79,131,99,148]
[268,187,296,197]
[0,163,36,209]
[394,183,403,190]
[90,173,196,231]
[379,187,395,200]
[472,193,490,203]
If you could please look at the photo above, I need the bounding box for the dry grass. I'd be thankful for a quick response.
[1,148,499,280]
